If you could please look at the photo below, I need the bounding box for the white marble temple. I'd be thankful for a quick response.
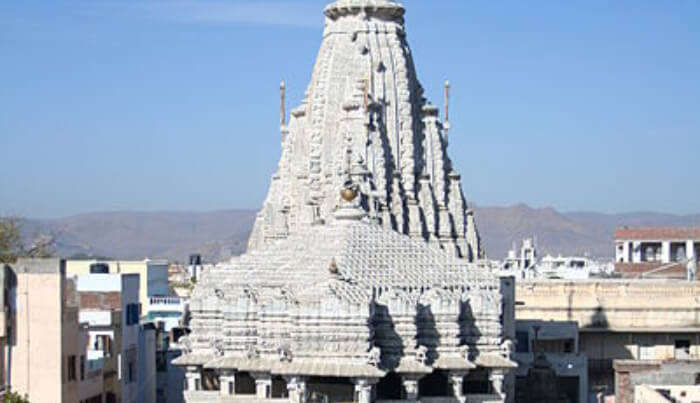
[175,1,515,402]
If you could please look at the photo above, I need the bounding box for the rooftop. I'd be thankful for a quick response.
[615,227,700,241]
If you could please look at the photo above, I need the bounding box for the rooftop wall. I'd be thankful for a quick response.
[516,280,700,331]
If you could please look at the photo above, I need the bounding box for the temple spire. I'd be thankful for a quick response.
[444,79,450,146]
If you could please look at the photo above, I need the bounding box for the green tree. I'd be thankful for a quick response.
[0,217,55,263]
[0,217,22,263]
[4,391,30,403]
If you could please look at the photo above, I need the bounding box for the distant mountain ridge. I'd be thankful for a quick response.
[19,205,700,263]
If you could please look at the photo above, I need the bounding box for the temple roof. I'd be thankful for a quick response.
[200,211,496,304]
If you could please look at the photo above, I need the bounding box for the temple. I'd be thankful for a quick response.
[175,1,516,402]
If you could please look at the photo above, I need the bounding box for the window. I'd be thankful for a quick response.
[516,331,529,353]
[95,335,112,357]
[67,355,77,381]
[639,343,655,360]
[156,351,167,372]
[671,244,686,262]
[675,340,691,360]
[80,355,85,381]
[126,303,140,326]
[128,361,136,383]
[564,340,574,353]
[89,263,109,274]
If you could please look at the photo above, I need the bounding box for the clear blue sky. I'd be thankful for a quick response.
[1,0,699,218]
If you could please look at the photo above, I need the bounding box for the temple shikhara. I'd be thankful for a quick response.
[175,1,517,402]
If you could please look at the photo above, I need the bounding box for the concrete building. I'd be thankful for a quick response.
[156,326,187,403]
[514,320,588,403]
[67,259,187,332]
[615,228,700,279]
[516,280,700,401]
[140,323,157,403]
[634,384,700,403]
[67,259,169,308]
[76,273,144,403]
[5,258,104,403]
[614,360,700,403]
[0,265,8,396]
[499,239,613,280]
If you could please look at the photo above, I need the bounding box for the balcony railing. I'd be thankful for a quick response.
[149,296,184,306]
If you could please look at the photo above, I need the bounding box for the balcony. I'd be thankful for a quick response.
[146,296,185,313]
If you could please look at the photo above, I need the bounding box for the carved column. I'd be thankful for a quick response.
[285,376,307,403]
[219,370,235,396]
[185,366,201,391]
[251,372,272,398]
[449,372,468,403]
[490,369,506,397]
[402,377,419,401]
[354,378,375,403]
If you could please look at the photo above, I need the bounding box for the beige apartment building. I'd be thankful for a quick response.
[6,258,103,403]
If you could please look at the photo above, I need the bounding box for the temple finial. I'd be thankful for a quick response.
[444,79,450,146]
[280,78,286,127]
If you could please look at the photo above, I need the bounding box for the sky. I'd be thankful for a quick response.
[1,0,699,218]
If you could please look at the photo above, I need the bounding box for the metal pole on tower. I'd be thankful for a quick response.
[444,79,450,146]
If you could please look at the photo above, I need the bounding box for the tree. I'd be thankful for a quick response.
[0,217,56,263]
[4,391,30,403]
[0,217,22,263]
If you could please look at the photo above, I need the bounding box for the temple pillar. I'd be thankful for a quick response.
[185,366,201,391]
[490,369,506,397]
[285,376,307,403]
[354,379,375,403]
[251,372,272,398]
[449,372,468,403]
[219,371,235,396]
[402,377,419,401]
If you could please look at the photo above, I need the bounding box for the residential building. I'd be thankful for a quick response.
[67,259,169,308]
[0,265,8,396]
[634,384,700,403]
[516,280,700,401]
[614,360,700,403]
[514,320,588,403]
[6,258,103,403]
[76,272,144,403]
[500,239,613,280]
[615,227,700,279]
[156,326,186,403]
[67,259,187,332]
[140,323,157,403]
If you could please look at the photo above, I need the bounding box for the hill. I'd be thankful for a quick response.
[19,206,700,263]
